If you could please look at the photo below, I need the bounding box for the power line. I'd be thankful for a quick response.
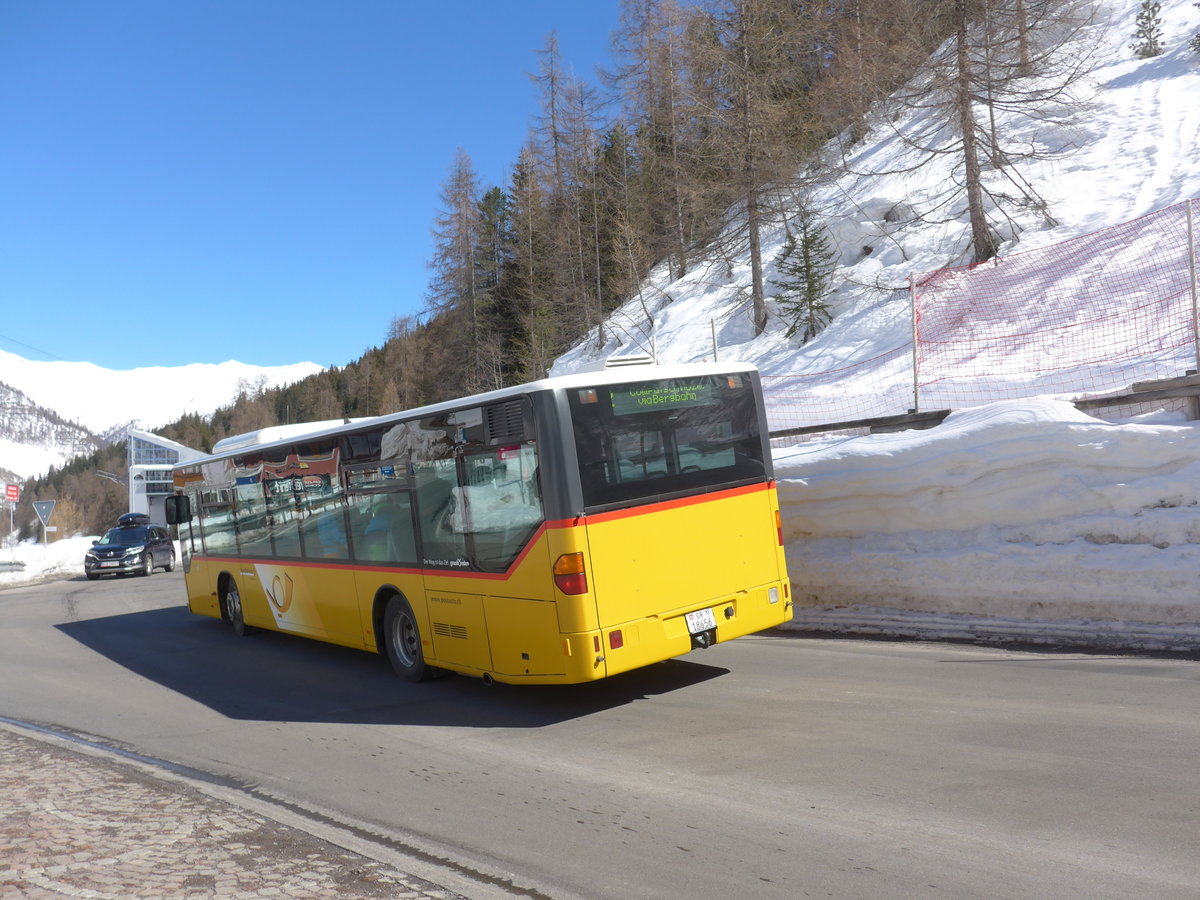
[0,333,69,362]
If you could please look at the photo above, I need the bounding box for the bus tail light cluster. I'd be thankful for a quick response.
[775,509,784,546]
[553,552,588,595]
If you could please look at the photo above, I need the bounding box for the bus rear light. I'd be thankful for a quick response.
[553,552,588,595]
[768,586,780,604]
[609,630,624,650]
[775,509,784,546]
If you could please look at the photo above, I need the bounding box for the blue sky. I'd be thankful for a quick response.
[0,1,618,370]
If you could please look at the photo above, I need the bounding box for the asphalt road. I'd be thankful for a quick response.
[2,571,1198,899]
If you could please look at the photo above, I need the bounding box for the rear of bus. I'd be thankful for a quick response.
[556,366,791,679]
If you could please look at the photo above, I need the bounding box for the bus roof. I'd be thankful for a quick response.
[211,418,376,454]
[183,360,760,467]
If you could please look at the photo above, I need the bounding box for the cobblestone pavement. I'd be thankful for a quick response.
[0,727,462,899]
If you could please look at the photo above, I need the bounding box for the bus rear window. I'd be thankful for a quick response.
[569,374,765,510]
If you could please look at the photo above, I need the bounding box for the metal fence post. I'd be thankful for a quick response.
[1189,200,1199,374]
[909,273,920,413]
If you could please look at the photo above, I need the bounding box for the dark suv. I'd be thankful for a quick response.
[84,514,176,579]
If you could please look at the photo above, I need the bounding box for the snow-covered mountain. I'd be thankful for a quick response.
[0,380,102,484]
[0,349,322,480]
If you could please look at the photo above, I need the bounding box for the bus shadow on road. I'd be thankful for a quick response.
[56,606,729,727]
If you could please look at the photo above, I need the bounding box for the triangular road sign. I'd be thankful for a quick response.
[33,500,56,526]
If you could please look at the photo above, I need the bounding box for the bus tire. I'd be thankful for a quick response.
[224,580,251,638]
[383,595,429,682]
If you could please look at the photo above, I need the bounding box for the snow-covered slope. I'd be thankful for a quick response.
[552,0,1200,648]
[553,0,1200,381]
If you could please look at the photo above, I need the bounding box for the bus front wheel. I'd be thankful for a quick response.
[384,596,429,682]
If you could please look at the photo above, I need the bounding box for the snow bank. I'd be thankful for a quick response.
[777,401,1200,649]
[0,536,97,587]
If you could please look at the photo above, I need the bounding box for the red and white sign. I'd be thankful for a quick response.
[4,484,18,503]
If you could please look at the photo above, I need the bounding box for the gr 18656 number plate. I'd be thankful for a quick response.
[685,607,718,634]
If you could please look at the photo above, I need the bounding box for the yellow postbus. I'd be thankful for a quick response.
[166,361,791,684]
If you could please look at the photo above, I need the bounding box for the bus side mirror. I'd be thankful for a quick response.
[165,494,191,525]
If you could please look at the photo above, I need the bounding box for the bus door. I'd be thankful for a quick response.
[342,458,425,651]
[413,420,555,677]
[413,456,493,672]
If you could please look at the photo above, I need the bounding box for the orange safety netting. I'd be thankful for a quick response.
[765,199,1199,437]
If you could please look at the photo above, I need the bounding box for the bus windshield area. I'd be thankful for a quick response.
[568,374,766,510]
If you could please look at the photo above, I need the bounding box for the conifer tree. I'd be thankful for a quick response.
[1191,2,1200,53]
[475,187,512,298]
[473,186,517,389]
[384,314,427,409]
[427,148,486,394]
[608,0,694,280]
[1131,0,1164,58]
[684,0,827,334]
[503,143,558,382]
[771,208,835,341]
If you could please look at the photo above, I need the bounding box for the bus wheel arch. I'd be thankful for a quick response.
[376,589,435,682]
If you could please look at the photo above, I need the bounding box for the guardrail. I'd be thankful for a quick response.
[768,374,1200,441]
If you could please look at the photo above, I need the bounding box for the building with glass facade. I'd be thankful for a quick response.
[127,427,205,525]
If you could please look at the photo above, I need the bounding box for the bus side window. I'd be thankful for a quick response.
[235,482,272,559]
[301,487,350,560]
[199,490,237,556]
[414,460,467,566]
[348,491,417,565]
[266,482,303,558]
[457,443,544,571]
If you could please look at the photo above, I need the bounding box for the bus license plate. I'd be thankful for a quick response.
[685,607,717,634]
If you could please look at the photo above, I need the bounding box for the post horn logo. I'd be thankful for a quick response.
[267,573,294,613]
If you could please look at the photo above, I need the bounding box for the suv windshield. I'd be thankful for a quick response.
[97,526,151,547]
[568,374,766,511]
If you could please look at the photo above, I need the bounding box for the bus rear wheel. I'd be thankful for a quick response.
[384,596,430,682]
